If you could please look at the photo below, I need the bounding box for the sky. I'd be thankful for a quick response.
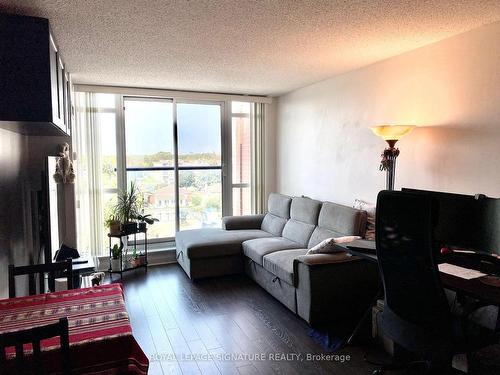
[124,100,221,156]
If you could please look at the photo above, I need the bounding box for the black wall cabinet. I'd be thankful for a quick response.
[0,13,74,136]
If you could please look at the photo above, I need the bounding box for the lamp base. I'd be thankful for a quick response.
[380,147,399,190]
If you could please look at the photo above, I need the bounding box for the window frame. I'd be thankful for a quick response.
[117,96,229,243]
[75,86,267,249]
[230,102,253,215]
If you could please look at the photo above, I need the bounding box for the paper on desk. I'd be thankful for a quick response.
[438,263,487,280]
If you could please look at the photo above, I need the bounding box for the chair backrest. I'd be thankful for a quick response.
[8,259,73,298]
[376,190,450,327]
[0,317,70,375]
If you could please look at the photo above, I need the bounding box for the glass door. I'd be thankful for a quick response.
[122,98,223,241]
[176,102,223,230]
[123,97,175,240]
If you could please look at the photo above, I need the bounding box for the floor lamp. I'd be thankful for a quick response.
[370,125,415,190]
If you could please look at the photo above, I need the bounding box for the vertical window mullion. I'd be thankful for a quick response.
[222,100,232,218]
[173,99,180,233]
[116,94,126,194]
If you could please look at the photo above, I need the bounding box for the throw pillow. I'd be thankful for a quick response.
[353,199,376,240]
[306,236,361,255]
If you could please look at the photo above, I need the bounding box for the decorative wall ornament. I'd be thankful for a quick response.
[53,143,76,184]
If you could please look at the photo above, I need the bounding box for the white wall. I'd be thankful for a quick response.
[276,21,500,206]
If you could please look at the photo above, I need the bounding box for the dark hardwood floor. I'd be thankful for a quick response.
[121,263,376,375]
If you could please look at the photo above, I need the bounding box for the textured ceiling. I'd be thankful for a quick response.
[1,1,499,96]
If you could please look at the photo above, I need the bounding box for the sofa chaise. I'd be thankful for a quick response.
[175,193,379,326]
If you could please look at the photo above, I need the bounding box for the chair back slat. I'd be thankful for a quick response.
[48,271,55,292]
[8,259,73,298]
[32,340,42,375]
[38,272,45,294]
[28,274,36,296]
[15,342,24,373]
[59,318,70,375]
[8,265,15,299]
[15,343,23,359]
[0,317,70,375]
[67,266,73,290]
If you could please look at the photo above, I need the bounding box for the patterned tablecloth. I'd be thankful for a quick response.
[0,283,148,374]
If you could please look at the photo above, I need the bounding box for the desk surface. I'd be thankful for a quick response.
[0,284,149,373]
[335,242,500,306]
[72,255,95,272]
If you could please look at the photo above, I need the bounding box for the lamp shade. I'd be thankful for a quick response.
[370,125,415,141]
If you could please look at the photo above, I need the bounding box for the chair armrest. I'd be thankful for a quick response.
[294,252,359,266]
[222,214,266,230]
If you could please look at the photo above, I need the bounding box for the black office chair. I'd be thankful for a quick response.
[0,317,71,375]
[374,190,496,374]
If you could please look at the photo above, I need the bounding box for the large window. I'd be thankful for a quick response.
[123,98,175,240]
[74,91,265,254]
[122,99,224,241]
[177,103,223,231]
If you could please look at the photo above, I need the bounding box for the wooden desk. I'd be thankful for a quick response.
[336,242,500,306]
[335,241,500,345]
[72,256,96,288]
[440,273,500,306]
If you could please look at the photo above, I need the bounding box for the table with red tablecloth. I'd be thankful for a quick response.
[0,283,148,374]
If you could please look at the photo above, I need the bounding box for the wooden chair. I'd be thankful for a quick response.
[0,317,71,375]
[8,259,73,298]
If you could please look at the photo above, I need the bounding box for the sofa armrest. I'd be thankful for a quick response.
[293,252,380,326]
[222,214,266,230]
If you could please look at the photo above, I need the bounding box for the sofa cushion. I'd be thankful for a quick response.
[267,193,292,219]
[243,237,302,265]
[308,202,367,248]
[261,213,288,236]
[290,196,322,224]
[282,220,316,247]
[306,236,361,254]
[176,228,272,259]
[282,197,322,246]
[263,248,308,286]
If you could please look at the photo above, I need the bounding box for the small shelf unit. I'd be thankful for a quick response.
[108,227,148,279]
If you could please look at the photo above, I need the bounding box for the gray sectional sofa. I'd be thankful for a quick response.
[175,193,379,326]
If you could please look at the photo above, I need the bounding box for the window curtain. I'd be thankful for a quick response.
[73,92,105,256]
[251,103,266,214]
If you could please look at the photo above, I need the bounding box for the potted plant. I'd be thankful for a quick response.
[135,213,159,231]
[105,214,121,235]
[110,243,122,271]
[115,182,142,235]
[130,248,140,268]
[138,252,147,266]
